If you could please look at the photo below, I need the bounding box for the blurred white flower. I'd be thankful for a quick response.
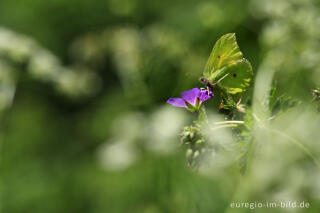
[0,27,36,63]
[97,112,144,171]
[28,49,61,81]
[144,106,188,154]
[55,68,100,97]
[97,139,139,171]
[0,27,101,98]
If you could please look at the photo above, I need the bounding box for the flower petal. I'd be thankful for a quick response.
[181,88,200,106]
[166,98,187,108]
[199,89,213,103]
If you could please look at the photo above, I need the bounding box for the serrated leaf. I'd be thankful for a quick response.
[271,95,300,116]
[203,33,243,80]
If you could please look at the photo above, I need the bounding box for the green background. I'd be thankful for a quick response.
[1,0,320,212]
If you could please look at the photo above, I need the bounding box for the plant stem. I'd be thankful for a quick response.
[269,128,320,168]
[214,120,244,125]
[211,124,239,130]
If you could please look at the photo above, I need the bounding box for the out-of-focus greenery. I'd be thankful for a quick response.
[0,0,320,213]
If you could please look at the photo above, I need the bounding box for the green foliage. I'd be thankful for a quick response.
[181,125,206,167]
[269,86,301,117]
[271,95,300,117]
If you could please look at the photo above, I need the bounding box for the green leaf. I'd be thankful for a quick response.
[271,95,300,116]
[203,33,253,94]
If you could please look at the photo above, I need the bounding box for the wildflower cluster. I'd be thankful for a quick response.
[166,33,317,172]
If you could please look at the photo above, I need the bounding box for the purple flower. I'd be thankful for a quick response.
[167,88,213,111]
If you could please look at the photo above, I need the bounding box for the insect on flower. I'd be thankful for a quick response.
[166,88,213,112]
[199,77,216,92]
[201,33,253,95]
